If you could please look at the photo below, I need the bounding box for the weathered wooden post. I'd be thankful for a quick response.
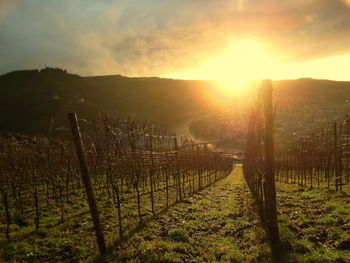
[196,144,202,190]
[173,135,182,201]
[261,80,280,249]
[333,121,341,191]
[149,134,155,215]
[68,113,106,255]
[2,192,10,239]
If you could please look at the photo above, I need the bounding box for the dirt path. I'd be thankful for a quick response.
[109,167,271,263]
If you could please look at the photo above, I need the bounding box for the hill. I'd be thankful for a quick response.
[0,68,225,136]
[1,68,350,148]
[272,78,350,144]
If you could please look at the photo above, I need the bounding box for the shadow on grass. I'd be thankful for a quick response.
[95,194,213,262]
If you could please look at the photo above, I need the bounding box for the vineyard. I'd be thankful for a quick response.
[0,114,233,262]
[276,118,350,192]
[242,80,350,262]
[1,81,350,262]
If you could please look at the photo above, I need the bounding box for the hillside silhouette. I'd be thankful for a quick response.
[0,68,223,136]
[1,68,350,147]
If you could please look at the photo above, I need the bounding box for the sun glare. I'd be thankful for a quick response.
[170,39,275,95]
[212,40,271,93]
[167,39,350,97]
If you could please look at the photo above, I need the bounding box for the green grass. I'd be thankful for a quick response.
[107,167,271,263]
[0,172,223,262]
[6,167,349,262]
[1,168,270,262]
[276,181,350,263]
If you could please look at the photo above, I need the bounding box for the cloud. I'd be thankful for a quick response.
[0,0,349,76]
[0,0,22,23]
[342,0,350,8]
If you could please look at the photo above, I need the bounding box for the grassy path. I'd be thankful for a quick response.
[108,167,271,263]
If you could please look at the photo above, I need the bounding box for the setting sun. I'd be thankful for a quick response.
[208,40,271,93]
[169,39,275,94]
[168,38,350,96]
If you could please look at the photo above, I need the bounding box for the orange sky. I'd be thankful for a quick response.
[166,38,350,91]
[0,0,349,83]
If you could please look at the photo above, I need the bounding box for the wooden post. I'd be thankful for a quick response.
[196,145,202,190]
[333,122,341,191]
[3,192,10,239]
[149,135,155,215]
[111,182,123,237]
[262,80,280,249]
[68,113,106,255]
[34,187,40,230]
[173,136,182,201]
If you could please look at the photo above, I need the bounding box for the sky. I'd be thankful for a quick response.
[0,0,350,83]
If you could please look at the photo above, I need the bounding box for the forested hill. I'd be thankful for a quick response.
[274,78,350,101]
[0,68,222,136]
[1,68,350,147]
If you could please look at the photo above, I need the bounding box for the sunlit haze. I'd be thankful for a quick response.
[167,39,350,92]
[168,39,270,93]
